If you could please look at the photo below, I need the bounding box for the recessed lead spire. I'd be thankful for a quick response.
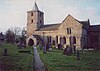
[33,2,39,11]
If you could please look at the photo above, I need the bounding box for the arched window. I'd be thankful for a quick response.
[60,37,66,44]
[69,36,76,45]
[60,37,63,45]
[73,36,76,44]
[69,28,71,34]
[56,36,58,43]
[63,37,66,44]
[67,28,69,34]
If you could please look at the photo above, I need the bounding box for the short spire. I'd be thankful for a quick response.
[33,2,39,11]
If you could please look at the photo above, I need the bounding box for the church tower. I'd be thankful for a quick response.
[27,2,44,37]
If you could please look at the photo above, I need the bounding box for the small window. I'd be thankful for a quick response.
[31,19,33,23]
[67,28,71,34]
[31,13,33,16]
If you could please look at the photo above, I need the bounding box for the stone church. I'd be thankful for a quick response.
[26,3,100,50]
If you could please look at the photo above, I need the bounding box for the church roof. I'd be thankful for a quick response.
[36,14,91,31]
[37,23,61,31]
[89,25,100,32]
[79,21,90,29]
[33,2,39,11]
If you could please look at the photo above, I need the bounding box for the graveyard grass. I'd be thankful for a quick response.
[37,47,100,71]
[0,43,33,71]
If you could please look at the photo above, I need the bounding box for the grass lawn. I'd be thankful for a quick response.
[37,47,100,71]
[0,42,33,71]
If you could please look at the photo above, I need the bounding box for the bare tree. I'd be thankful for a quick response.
[14,27,21,36]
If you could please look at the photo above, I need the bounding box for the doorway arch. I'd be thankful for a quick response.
[26,35,37,46]
[28,39,34,46]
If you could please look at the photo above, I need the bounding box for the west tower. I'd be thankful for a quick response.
[27,2,44,37]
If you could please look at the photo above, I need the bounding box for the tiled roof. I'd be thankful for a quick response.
[37,23,61,31]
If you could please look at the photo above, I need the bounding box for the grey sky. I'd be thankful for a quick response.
[0,0,100,32]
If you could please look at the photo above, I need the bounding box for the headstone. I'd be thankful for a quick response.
[3,48,7,56]
[67,47,72,55]
[43,44,46,54]
[49,48,52,51]
[58,44,62,50]
[63,47,68,55]
[63,45,72,55]
[73,46,76,53]
[76,50,80,60]
[18,43,22,49]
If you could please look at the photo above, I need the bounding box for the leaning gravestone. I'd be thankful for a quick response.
[3,48,8,56]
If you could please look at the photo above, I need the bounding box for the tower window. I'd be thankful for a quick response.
[31,19,33,23]
[31,13,33,16]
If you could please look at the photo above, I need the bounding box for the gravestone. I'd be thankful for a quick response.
[67,47,72,55]
[49,48,52,51]
[18,43,22,49]
[63,45,72,55]
[58,44,62,50]
[76,50,80,60]
[3,48,8,56]
[43,44,46,54]
[63,47,68,55]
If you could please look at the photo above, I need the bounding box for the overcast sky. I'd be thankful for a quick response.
[0,0,100,32]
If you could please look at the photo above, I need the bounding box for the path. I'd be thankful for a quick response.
[33,47,45,71]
